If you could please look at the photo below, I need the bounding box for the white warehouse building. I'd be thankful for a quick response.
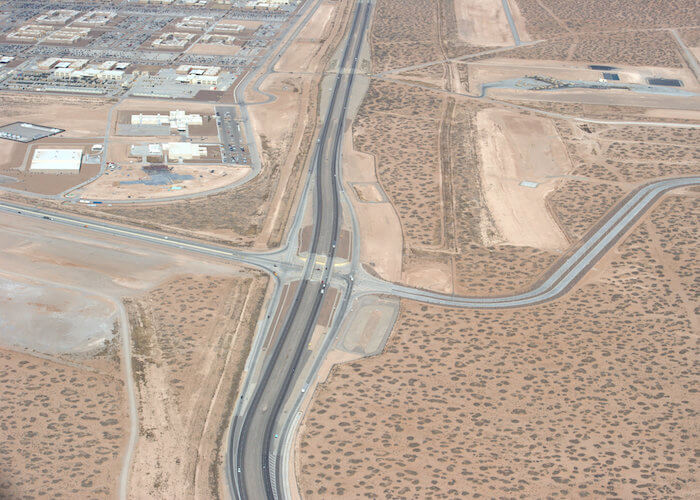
[30,149,82,173]
[131,110,203,131]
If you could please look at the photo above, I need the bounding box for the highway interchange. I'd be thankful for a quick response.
[0,0,699,498]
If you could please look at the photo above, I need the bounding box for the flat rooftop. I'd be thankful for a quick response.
[0,122,64,143]
[30,148,82,171]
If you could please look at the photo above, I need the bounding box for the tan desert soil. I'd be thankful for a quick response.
[126,272,269,499]
[476,107,569,251]
[0,347,127,498]
[454,0,513,46]
[80,164,250,200]
[342,126,403,282]
[0,92,113,137]
[512,0,697,37]
[187,43,241,56]
[298,192,699,498]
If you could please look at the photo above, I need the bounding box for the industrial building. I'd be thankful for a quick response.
[0,122,64,143]
[130,142,207,161]
[131,110,203,132]
[35,9,79,25]
[246,0,290,9]
[30,149,82,172]
[166,142,207,160]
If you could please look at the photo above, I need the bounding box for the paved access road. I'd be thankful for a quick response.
[2,177,698,500]
[228,2,372,499]
[1,0,698,497]
[355,176,700,307]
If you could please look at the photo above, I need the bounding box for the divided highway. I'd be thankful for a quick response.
[0,0,698,497]
[227,2,371,499]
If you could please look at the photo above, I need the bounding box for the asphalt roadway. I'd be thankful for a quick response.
[0,1,699,498]
[229,2,371,499]
[1,178,698,500]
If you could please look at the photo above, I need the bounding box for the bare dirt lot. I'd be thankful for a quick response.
[79,163,250,201]
[352,79,561,294]
[476,107,569,250]
[513,0,697,37]
[299,191,698,498]
[0,163,100,196]
[484,30,687,68]
[188,42,241,56]
[0,274,117,353]
[0,92,113,137]
[454,0,513,46]
[0,347,127,499]
[0,210,268,498]
[126,272,268,499]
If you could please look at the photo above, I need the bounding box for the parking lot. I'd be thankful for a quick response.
[215,105,249,165]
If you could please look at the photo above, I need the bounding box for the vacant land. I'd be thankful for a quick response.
[501,99,700,123]
[371,0,489,74]
[454,0,513,46]
[548,119,700,240]
[299,191,698,498]
[126,273,268,499]
[370,0,442,73]
[0,210,267,498]
[476,108,569,250]
[487,30,686,68]
[512,0,697,37]
[0,348,127,499]
[353,79,561,294]
[80,164,250,201]
[1,93,112,137]
[78,174,275,247]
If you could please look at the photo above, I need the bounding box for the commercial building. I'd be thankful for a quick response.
[246,0,290,8]
[165,142,206,160]
[36,10,79,25]
[74,11,116,26]
[129,142,206,161]
[131,110,203,132]
[30,149,82,172]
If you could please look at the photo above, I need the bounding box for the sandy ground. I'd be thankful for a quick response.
[276,41,325,73]
[249,74,305,152]
[0,163,101,196]
[0,274,117,353]
[505,0,531,42]
[0,92,112,137]
[352,182,385,202]
[403,256,453,293]
[343,130,403,281]
[0,210,268,498]
[0,347,128,499]
[79,163,250,200]
[476,107,569,250]
[276,1,336,74]
[299,192,699,498]
[299,2,335,41]
[454,0,513,46]
[0,140,25,170]
[126,272,268,499]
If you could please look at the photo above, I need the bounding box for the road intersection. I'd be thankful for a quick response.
[0,0,698,497]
